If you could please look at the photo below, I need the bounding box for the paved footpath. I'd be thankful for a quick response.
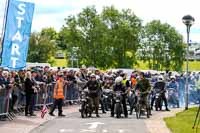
[0,105,79,133]
[0,106,183,133]
[145,108,184,133]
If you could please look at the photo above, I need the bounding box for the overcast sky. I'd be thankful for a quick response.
[0,0,200,42]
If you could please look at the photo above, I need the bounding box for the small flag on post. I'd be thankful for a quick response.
[41,105,48,119]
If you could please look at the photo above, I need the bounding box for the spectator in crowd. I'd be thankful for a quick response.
[24,71,35,116]
[75,71,86,91]
[80,65,87,81]
[66,70,76,104]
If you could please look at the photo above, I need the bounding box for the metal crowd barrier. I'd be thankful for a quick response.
[0,81,82,121]
[64,82,80,103]
[12,84,26,114]
[34,82,80,107]
[0,88,13,120]
[45,83,55,106]
[35,84,47,108]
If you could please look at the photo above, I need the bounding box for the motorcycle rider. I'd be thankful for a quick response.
[83,74,101,117]
[106,75,114,89]
[120,73,132,112]
[167,76,179,108]
[111,76,128,118]
[120,73,131,91]
[130,74,137,89]
[151,75,170,111]
[135,72,151,111]
[102,75,114,111]
[129,74,137,115]
[96,75,106,114]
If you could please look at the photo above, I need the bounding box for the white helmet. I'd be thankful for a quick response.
[90,74,96,78]
[104,74,109,78]
[115,76,123,84]
[158,75,164,82]
[96,75,100,80]
[170,76,176,79]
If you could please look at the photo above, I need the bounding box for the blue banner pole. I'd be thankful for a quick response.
[0,0,10,64]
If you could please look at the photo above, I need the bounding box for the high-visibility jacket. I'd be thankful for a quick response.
[131,78,137,86]
[122,79,127,86]
[53,80,64,99]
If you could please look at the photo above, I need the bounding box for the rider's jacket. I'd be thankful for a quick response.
[167,81,178,91]
[103,82,114,90]
[83,80,100,98]
[135,78,151,97]
[122,79,130,88]
[131,77,137,87]
[153,81,166,92]
[113,83,126,92]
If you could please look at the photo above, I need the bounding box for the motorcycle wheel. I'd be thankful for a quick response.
[146,105,150,118]
[81,104,85,118]
[115,103,121,118]
[155,98,160,111]
[136,104,141,119]
[177,100,180,108]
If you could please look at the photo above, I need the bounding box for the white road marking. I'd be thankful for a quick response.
[102,129,108,132]
[86,122,104,129]
[119,129,124,133]
[65,129,75,132]
[80,129,96,132]
[59,129,74,132]
[59,129,66,133]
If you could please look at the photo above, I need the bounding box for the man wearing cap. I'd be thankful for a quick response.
[49,72,66,117]
[83,74,101,117]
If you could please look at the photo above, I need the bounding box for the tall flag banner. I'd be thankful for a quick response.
[1,0,35,70]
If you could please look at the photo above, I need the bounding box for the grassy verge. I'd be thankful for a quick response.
[52,58,200,71]
[53,59,67,67]
[135,61,200,71]
[164,107,199,133]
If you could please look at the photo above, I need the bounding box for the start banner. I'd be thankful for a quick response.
[1,0,35,70]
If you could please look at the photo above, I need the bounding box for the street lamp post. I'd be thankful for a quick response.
[182,15,195,110]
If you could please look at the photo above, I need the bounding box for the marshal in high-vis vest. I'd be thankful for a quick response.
[49,72,66,117]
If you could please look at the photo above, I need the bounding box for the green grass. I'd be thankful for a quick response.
[52,58,200,71]
[134,61,150,70]
[53,59,67,67]
[135,61,200,71]
[182,61,200,71]
[164,107,199,133]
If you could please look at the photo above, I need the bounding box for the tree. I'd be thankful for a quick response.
[41,27,57,40]
[27,32,56,64]
[102,6,142,68]
[140,20,186,71]
[58,6,112,68]
[58,6,142,69]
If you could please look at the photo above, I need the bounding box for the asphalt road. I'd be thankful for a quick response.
[31,111,149,133]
